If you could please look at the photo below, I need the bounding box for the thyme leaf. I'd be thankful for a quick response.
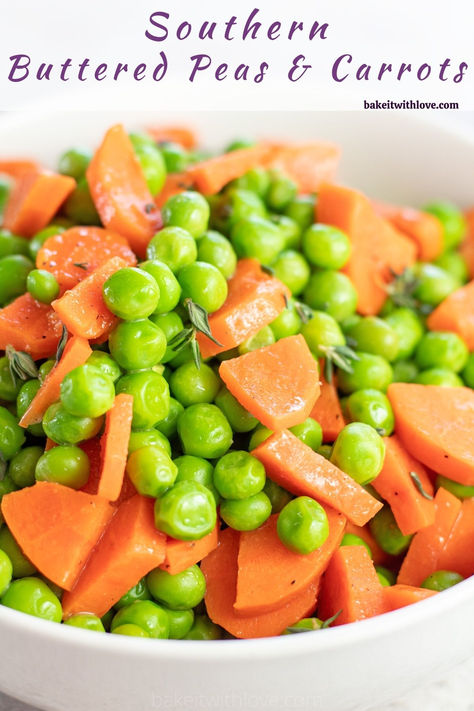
[410,471,433,500]
[5,344,38,385]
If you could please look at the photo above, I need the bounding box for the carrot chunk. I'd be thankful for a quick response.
[87,124,162,257]
[252,430,382,526]
[310,368,345,442]
[62,495,166,618]
[317,545,384,625]
[219,335,320,430]
[388,383,474,486]
[0,293,62,360]
[427,280,474,350]
[154,172,194,209]
[160,525,219,575]
[317,184,417,315]
[234,507,345,617]
[201,527,319,638]
[397,487,462,587]
[264,141,341,193]
[3,170,75,238]
[146,125,197,150]
[438,499,474,578]
[382,584,437,612]
[19,336,92,427]
[187,144,272,195]
[372,435,435,536]
[97,394,134,502]
[1,483,114,591]
[196,258,289,359]
[0,160,39,179]
[373,202,443,262]
[51,256,128,340]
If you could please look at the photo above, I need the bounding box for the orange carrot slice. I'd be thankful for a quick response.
[146,126,197,150]
[187,144,272,195]
[234,507,345,616]
[373,202,443,262]
[0,160,39,179]
[426,280,474,350]
[97,394,134,502]
[372,435,435,536]
[317,545,384,625]
[252,430,382,526]
[201,527,319,638]
[317,184,417,315]
[460,209,474,278]
[1,482,114,591]
[87,124,162,258]
[62,495,166,618]
[19,336,92,427]
[219,335,320,430]
[388,383,474,486]
[51,256,128,340]
[81,436,137,506]
[0,293,62,360]
[155,172,195,209]
[438,499,474,578]
[382,584,437,612]
[397,487,462,587]
[264,141,341,193]
[197,258,289,359]
[160,525,219,575]
[310,367,345,442]
[36,226,136,292]
[3,170,75,238]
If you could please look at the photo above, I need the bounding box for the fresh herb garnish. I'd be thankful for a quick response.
[261,265,275,277]
[284,619,322,634]
[145,202,157,214]
[167,299,222,370]
[55,325,68,364]
[385,268,420,309]
[320,345,360,383]
[73,262,89,270]
[5,344,38,385]
[321,609,342,628]
[294,301,314,324]
[410,471,433,500]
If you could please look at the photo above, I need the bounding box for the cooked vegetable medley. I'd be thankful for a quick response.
[0,124,473,640]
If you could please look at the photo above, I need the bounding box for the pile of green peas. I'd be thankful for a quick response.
[0,132,472,638]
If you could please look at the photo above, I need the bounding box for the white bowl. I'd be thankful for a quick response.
[0,111,473,711]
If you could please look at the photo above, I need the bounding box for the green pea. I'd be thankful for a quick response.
[284,195,316,233]
[223,189,267,230]
[238,326,275,355]
[271,215,301,250]
[178,404,232,459]
[266,171,298,212]
[303,271,357,322]
[226,138,256,152]
[248,426,273,451]
[132,142,167,196]
[415,331,468,373]
[103,268,160,321]
[0,356,21,402]
[86,351,122,383]
[148,312,183,364]
[0,475,16,506]
[16,379,44,438]
[139,260,182,314]
[183,614,222,640]
[331,423,385,485]
[160,141,191,174]
[435,475,474,500]
[126,446,177,498]
[0,406,25,460]
[170,362,220,407]
[58,148,92,180]
[413,263,458,306]
[434,250,468,285]
[146,227,197,273]
[337,352,393,394]
[220,492,272,531]
[232,168,270,198]
[114,578,151,610]
[300,311,345,356]
[375,566,396,587]
[60,364,115,418]
[100,609,114,631]
[111,600,169,639]
[290,418,323,451]
[1,577,62,622]
[166,343,194,369]
[116,371,170,429]
[64,613,105,632]
[317,444,333,460]
[35,445,90,489]
[0,229,30,258]
[112,624,150,637]
[346,317,399,362]
[384,308,425,361]
[8,446,43,488]
[340,533,372,557]
[424,201,466,251]
[63,178,101,225]
[28,225,65,261]
[38,360,56,383]
[340,314,362,333]
[272,250,310,296]
[109,320,167,372]
[197,231,237,279]
[162,191,210,238]
[178,261,228,313]
[214,387,258,433]
[0,254,34,305]
[421,570,464,592]
[147,564,205,610]
[155,397,184,439]
[213,451,265,500]
[277,497,329,554]
[166,608,195,639]
[42,402,103,445]
[0,549,13,596]
[415,368,464,387]
[392,359,419,383]
[128,429,171,456]
[369,507,412,556]
[302,224,351,270]
[0,526,36,578]
[461,352,474,389]
[263,479,293,514]
[270,302,302,340]
[231,216,285,265]
[345,389,394,436]
[154,481,217,541]
[174,455,219,503]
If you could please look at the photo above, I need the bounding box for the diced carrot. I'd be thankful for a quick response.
[36,226,136,292]
[397,487,462,587]
[44,438,56,451]
[426,280,474,350]
[317,184,417,315]
[264,141,341,193]
[310,367,345,442]
[146,126,197,150]
[3,170,75,238]
[160,525,219,575]
[187,144,272,195]
[155,172,195,209]
[388,383,474,486]
[460,209,474,278]
[382,584,437,612]
[97,394,134,502]
[87,124,162,258]
[51,256,128,340]
[234,507,345,617]
[1,482,114,591]
[201,527,319,638]
[62,495,166,618]
[0,160,39,179]
[438,499,474,578]
[372,435,435,536]
[252,430,382,526]
[197,259,289,359]
[219,335,320,430]
[344,521,392,567]
[373,202,443,262]
[0,293,62,360]
[79,438,102,495]
[19,336,92,427]
[317,545,384,625]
